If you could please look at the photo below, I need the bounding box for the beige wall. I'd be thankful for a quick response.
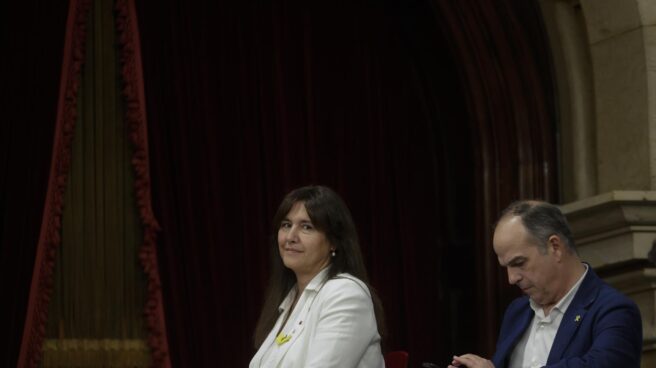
[540,0,656,365]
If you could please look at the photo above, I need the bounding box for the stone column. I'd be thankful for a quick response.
[561,192,656,367]
[581,0,656,193]
[540,1,656,365]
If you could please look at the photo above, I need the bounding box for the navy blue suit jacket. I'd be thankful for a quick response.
[491,266,642,368]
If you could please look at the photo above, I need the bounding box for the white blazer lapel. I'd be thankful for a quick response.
[268,291,314,367]
[269,268,330,367]
[250,289,297,368]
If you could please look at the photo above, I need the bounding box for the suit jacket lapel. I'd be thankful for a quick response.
[547,306,588,363]
[547,267,600,364]
[495,300,534,366]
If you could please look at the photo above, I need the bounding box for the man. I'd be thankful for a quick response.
[449,200,642,368]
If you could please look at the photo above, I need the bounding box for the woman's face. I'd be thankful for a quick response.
[278,202,333,281]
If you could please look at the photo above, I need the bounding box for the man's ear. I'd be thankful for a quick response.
[548,234,565,260]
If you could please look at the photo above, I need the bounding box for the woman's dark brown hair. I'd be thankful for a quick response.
[253,185,386,348]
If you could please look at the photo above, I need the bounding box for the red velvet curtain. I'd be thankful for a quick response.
[0,1,69,366]
[135,1,462,366]
[135,0,555,367]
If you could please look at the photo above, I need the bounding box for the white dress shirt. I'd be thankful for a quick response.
[508,264,589,368]
[250,267,384,368]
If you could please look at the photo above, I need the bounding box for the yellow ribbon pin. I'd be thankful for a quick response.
[275,333,291,345]
[575,315,581,322]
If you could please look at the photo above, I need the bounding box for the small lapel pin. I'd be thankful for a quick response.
[275,333,291,346]
[574,315,581,323]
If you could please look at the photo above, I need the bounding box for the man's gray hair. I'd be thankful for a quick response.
[499,200,576,253]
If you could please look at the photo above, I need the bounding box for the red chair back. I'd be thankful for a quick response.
[384,350,409,368]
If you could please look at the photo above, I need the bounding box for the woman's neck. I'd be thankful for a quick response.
[294,264,330,294]
[295,277,311,294]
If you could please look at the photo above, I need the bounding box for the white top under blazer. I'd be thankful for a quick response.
[249,267,385,368]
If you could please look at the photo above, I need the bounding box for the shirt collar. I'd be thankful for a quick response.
[529,263,589,317]
[278,266,332,312]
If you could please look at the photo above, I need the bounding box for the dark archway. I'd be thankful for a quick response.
[434,0,559,357]
[381,0,558,361]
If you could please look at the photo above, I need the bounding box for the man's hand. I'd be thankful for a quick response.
[447,354,495,368]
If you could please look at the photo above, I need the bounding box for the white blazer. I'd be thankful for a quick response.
[250,268,384,368]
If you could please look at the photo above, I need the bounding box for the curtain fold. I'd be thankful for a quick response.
[45,0,147,346]
[115,0,171,366]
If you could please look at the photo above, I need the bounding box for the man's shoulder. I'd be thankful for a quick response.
[577,269,637,307]
[588,277,638,310]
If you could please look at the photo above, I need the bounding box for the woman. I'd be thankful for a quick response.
[250,185,386,368]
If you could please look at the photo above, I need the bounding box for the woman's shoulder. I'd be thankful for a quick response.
[322,273,372,298]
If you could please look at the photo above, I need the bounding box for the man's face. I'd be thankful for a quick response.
[493,216,561,308]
